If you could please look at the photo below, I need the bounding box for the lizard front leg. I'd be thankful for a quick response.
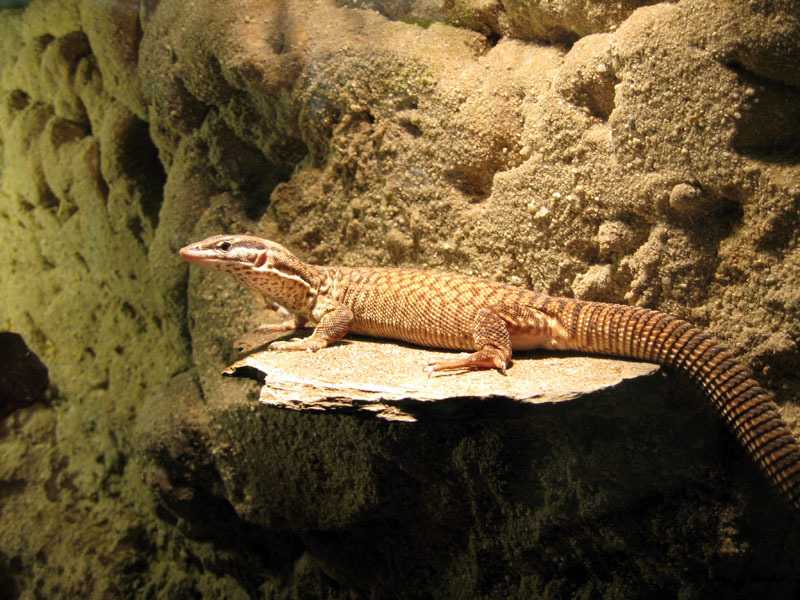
[269,303,353,352]
[253,314,309,334]
[234,314,309,352]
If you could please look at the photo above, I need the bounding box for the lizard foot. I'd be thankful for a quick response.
[269,336,329,352]
[234,321,305,352]
[426,349,508,375]
[253,321,299,333]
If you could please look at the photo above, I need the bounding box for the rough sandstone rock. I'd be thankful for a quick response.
[1,0,800,597]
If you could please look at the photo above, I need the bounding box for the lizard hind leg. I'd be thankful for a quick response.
[427,307,512,374]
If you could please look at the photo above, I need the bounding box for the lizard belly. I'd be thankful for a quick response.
[349,317,474,350]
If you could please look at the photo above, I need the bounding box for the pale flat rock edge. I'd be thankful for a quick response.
[224,333,659,421]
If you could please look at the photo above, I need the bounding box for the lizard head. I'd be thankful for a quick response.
[180,234,322,297]
[180,234,273,272]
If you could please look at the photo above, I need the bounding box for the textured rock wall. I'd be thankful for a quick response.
[1,0,799,597]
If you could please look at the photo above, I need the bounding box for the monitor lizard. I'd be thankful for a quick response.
[180,234,800,510]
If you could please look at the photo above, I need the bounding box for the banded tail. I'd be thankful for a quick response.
[549,299,800,510]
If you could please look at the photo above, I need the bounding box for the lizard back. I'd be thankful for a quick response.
[322,266,545,350]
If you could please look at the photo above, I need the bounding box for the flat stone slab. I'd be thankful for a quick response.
[223,332,660,421]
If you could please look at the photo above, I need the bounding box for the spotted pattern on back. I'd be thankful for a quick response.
[322,267,542,350]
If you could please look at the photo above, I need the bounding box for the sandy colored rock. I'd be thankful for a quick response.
[504,0,660,42]
[1,0,800,597]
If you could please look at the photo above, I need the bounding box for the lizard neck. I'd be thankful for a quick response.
[231,257,325,317]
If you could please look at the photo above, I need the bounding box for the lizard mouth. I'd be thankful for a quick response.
[179,245,205,265]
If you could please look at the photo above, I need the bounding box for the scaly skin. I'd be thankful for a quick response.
[180,234,800,510]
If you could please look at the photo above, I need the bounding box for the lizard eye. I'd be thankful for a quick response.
[216,241,232,252]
